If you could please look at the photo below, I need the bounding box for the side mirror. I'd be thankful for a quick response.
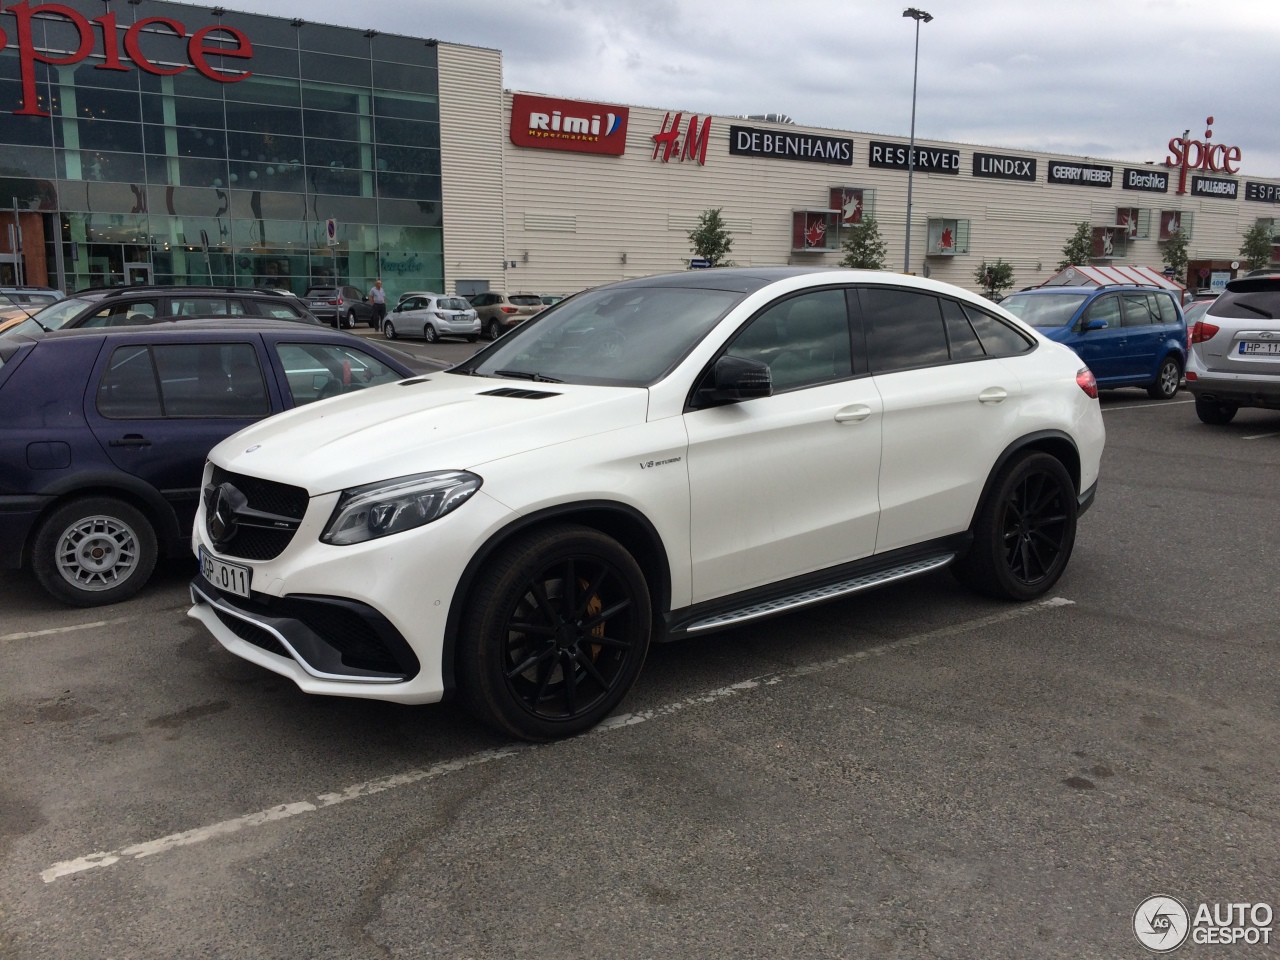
[1085,319,1109,331]
[699,355,773,405]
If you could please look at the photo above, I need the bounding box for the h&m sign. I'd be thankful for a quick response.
[0,1,254,117]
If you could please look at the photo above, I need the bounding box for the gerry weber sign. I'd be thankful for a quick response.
[509,93,629,156]
[729,125,853,166]
[1047,161,1113,188]
[0,1,254,117]
[869,141,959,174]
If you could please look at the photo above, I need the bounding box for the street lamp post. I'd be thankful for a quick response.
[902,7,932,274]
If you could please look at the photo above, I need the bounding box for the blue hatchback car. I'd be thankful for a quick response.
[0,319,415,607]
[1000,285,1187,399]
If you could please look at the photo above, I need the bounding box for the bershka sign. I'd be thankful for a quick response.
[1190,174,1238,199]
[1047,161,1113,188]
[869,141,959,174]
[1122,167,1169,193]
[972,151,1036,182]
[0,1,253,117]
[509,93,629,156]
[729,125,852,166]
[1166,117,1242,195]
[652,112,711,165]
[1246,182,1280,204]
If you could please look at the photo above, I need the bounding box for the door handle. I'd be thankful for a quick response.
[978,387,1008,405]
[834,404,872,424]
[109,435,152,447]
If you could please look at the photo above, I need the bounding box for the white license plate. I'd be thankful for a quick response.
[200,547,252,598]
[1240,341,1280,355]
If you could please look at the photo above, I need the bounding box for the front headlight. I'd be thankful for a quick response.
[320,471,482,546]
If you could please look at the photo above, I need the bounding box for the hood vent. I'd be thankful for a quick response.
[398,377,432,386]
[478,387,561,400]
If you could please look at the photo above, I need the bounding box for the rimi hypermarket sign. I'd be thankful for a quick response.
[0,1,254,117]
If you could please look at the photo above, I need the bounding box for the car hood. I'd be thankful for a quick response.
[208,372,650,495]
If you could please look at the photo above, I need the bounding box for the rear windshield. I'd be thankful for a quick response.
[304,287,339,298]
[439,297,470,310]
[509,295,543,306]
[1211,290,1280,320]
[999,293,1089,328]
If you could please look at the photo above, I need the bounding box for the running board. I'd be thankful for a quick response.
[681,553,955,634]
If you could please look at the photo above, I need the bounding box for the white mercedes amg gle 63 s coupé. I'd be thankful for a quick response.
[189,269,1104,740]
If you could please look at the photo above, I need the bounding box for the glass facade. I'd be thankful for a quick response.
[0,1,444,300]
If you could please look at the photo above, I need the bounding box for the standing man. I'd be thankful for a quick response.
[369,278,387,332]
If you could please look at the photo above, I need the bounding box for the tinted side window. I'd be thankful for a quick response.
[151,343,270,418]
[81,300,159,328]
[939,299,985,360]
[964,306,1034,357]
[1084,295,1121,328]
[1120,292,1155,327]
[96,346,163,419]
[1154,293,1179,325]
[275,342,404,405]
[250,300,302,320]
[861,288,949,373]
[725,290,852,391]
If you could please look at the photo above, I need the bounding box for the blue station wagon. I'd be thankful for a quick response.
[1000,285,1187,399]
[0,319,415,607]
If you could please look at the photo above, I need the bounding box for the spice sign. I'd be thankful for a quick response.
[1166,117,1242,195]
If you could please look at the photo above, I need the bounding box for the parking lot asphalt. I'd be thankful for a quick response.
[2,391,1278,959]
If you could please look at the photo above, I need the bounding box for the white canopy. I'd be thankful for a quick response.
[1042,264,1185,293]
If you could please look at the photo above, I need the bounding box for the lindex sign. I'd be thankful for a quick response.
[0,1,254,117]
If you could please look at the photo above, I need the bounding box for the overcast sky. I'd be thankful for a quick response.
[228,0,1280,177]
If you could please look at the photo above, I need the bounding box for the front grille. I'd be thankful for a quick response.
[206,466,309,561]
[274,598,407,674]
[212,607,291,659]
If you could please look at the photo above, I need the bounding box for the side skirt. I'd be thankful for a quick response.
[662,534,970,641]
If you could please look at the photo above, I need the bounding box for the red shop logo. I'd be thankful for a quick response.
[651,111,711,166]
[1165,116,1241,195]
[0,1,254,118]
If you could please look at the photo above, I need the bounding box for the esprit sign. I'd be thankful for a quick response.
[0,1,253,117]
[509,93,629,156]
[1165,117,1241,195]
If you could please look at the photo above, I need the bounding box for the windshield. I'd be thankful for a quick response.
[2,295,95,337]
[439,297,470,310]
[1211,290,1280,320]
[457,286,743,387]
[510,295,543,306]
[1000,293,1089,328]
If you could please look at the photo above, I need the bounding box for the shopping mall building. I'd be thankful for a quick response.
[1,1,1278,302]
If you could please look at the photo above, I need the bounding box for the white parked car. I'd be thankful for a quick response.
[189,269,1105,740]
[384,294,480,343]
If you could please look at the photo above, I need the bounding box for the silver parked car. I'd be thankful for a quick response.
[1186,275,1280,423]
[383,293,480,343]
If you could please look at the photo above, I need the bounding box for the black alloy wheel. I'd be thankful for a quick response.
[952,452,1078,601]
[1195,397,1238,424]
[459,524,651,740]
[1147,356,1181,400]
[423,323,438,343]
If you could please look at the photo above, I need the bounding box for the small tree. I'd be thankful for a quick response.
[838,215,887,269]
[1057,221,1092,271]
[974,258,1015,299]
[1162,228,1190,282]
[1240,222,1275,272]
[688,208,734,267]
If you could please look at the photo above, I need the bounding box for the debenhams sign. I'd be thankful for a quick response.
[729,125,853,166]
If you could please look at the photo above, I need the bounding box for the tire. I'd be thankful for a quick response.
[1147,355,1181,400]
[487,319,502,341]
[344,311,356,330]
[423,324,438,343]
[1195,397,1238,424]
[383,320,397,340]
[31,497,158,607]
[458,523,652,741]
[951,452,1078,602]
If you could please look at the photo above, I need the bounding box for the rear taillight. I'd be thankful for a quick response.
[328,298,343,306]
[1186,371,1198,381]
[501,306,519,314]
[1191,320,1219,344]
[1076,367,1098,399]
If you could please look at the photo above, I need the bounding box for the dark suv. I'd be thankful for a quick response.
[0,320,413,606]
[0,287,319,339]
[302,285,376,329]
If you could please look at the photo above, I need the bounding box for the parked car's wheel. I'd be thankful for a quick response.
[1147,356,1182,400]
[31,497,158,607]
[1195,397,1238,424]
[383,320,397,340]
[951,452,1077,602]
[344,310,357,330]
[487,319,502,341]
[423,324,438,343]
[458,523,652,741]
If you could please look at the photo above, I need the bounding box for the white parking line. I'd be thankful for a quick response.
[40,596,1074,884]
[1101,399,1194,412]
[1242,431,1280,441]
[0,617,139,644]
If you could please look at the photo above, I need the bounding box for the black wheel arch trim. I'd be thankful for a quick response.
[441,500,673,700]
[970,430,1083,534]
[22,471,183,562]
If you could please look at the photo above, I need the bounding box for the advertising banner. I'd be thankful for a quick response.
[510,94,629,156]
